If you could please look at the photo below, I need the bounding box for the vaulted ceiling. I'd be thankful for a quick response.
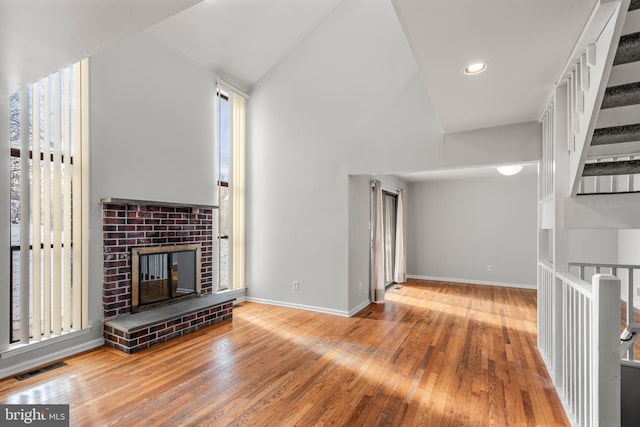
[1,0,597,134]
[146,0,344,91]
[0,0,201,100]
[392,0,597,133]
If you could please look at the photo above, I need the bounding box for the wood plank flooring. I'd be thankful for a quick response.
[0,279,569,426]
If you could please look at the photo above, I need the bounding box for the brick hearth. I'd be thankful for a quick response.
[103,294,234,354]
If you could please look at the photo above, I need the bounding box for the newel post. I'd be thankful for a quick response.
[592,274,621,426]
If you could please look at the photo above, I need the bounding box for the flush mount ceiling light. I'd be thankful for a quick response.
[496,165,524,176]
[464,62,487,75]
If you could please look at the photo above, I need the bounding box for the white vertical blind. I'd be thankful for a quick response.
[42,76,52,339]
[31,82,42,341]
[11,60,88,344]
[80,59,90,328]
[19,88,30,344]
[72,61,82,329]
[231,94,246,289]
[52,72,62,336]
[62,67,72,333]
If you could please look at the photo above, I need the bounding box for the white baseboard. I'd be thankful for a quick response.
[244,276,536,319]
[407,275,537,290]
[0,338,104,380]
[348,299,371,317]
[245,297,350,317]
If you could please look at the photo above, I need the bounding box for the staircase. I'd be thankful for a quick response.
[579,0,640,195]
[536,2,640,425]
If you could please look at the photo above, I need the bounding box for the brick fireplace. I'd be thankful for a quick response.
[101,199,234,353]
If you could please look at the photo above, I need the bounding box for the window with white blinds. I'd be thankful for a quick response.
[9,59,89,344]
[215,79,246,292]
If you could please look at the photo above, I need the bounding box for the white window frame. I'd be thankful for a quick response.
[215,78,247,293]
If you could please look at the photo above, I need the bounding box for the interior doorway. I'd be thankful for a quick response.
[369,179,406,302]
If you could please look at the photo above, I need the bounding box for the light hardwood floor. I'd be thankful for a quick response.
[0,279,569,426]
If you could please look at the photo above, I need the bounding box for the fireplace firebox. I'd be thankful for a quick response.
[131,244,201,312]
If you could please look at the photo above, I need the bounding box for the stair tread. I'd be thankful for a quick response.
[588,140,640,159]
[614,32,640,66]
[602,82,640,109]
[583,159,640,176]
[592,123,640,145]
[608,61,640,87]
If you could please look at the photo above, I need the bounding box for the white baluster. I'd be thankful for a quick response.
[580,54,590,91]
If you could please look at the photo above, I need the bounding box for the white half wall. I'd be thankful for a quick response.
[407,172,538,287]
[436,122,542,170]
[387,120,541,178]
[568,229,619,265]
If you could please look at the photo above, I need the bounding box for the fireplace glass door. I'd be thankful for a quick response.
[138,250,196,307]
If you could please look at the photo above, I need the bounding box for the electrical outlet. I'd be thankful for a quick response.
[293,281,299,290]
[358,281,362,290]
[487,265,493,272]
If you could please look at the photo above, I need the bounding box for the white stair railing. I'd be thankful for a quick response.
[552,271,621,426]
[569,261,640,361]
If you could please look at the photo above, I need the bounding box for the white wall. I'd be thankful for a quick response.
[247,0,442,314]
[619,230,640,265]
[407,172,538,287]
[90,33,216,206]
[568,229,618,264]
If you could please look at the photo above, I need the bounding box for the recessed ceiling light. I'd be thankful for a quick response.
[496,165,523,176]
[464,62,487,75]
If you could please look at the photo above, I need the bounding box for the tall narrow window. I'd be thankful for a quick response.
[215,79,247,292]
[9,59,89,344]
[217,94,230,290]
